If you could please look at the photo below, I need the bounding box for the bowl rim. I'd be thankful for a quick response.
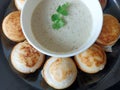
[21,0,103,57]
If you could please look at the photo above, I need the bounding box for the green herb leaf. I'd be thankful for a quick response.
[51,2,70,30]
[57,2,70,16]
[52,19,65,29]
[51,14,61,21]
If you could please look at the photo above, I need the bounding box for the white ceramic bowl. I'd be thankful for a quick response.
[21,0,103,57]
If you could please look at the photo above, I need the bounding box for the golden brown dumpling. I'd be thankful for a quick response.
[2,11,25,42]
[11,41,45,74]
[41,57,77,89]
[74,44,106,74]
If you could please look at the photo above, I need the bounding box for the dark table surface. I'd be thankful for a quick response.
[1,0,120,90]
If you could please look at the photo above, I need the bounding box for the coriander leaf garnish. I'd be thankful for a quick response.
[51,14,61,21]
[57,2,70,16]
[52,19,65,29]
[51,2,70,30]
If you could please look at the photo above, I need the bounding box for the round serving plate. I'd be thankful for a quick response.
[1,0,120,90]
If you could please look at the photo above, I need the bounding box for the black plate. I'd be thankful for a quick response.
[1,0,120,90]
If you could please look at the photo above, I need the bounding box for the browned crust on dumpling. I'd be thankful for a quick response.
[74,44,106,74]
[49,58,75,82]
[42,57,77,89]
[18,41,41,67]
[96,14,120,46]
[11,41,45,74]
[2,11,25,42]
